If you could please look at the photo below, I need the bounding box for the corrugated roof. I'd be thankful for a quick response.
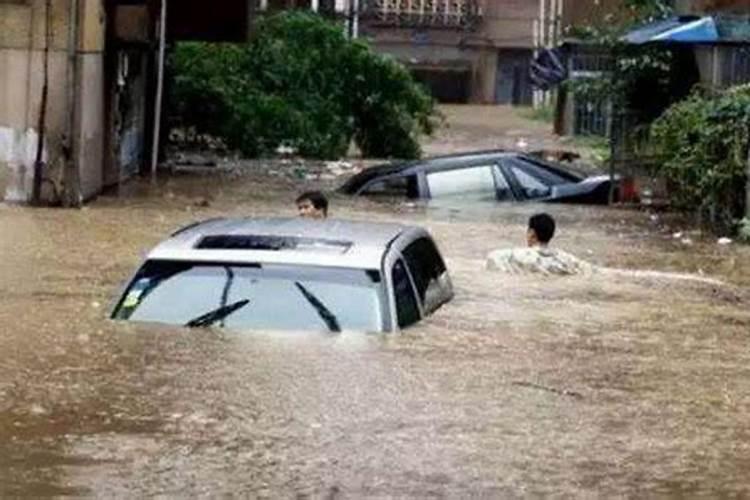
[623,16,719,44]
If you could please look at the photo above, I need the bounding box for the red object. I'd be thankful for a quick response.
[619,177,638,203]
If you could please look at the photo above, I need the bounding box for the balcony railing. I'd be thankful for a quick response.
[360,0,482,29]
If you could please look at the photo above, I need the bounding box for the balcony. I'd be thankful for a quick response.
[360,0,483,30]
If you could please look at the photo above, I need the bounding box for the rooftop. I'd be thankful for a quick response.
[623,14,750,45]
[147,217,416,270]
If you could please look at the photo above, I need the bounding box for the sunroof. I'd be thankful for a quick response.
[196,235,352,253]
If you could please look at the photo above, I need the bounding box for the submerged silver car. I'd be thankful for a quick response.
[111,217,453,332]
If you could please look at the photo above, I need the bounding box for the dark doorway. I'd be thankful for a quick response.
[411,69,470,103]
[167,0,248,42]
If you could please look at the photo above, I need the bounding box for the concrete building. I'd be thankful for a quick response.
[356,0,622,105]
[358,0,538,104]
[1,0,109,205]
[0,0,262,205]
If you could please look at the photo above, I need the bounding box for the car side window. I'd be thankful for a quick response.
[507,157,576,184]
[401,237,446,303]
[362,175,418,198]
[494,167,513,201]
[510,166,551,199]
[391,259,420,328]
[426,165,497,200]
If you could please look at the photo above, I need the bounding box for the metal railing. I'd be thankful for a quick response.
[360,0,482,29]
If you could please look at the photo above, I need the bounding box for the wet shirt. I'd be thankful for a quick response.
[486,247,593,276]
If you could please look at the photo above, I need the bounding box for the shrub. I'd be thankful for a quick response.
[167,12,437,159]
[650,86,750,229]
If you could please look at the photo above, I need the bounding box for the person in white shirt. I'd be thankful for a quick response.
[487,213,592,276]
[487,212,724,286]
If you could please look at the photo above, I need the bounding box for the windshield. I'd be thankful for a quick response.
[112,260,385,332]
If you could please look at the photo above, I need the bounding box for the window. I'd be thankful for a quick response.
[113,261,385,332]
[391,259,420,328]
[506,157,576,184]
[401,238,446,303]
[426,165,497,201]
[362,175,418,198]
[494,168,512,201]
[510,166,551,199]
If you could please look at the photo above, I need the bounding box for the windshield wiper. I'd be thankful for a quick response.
[185,299,250,328]
[294,282,341,333]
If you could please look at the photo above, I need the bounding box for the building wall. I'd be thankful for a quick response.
[481,0,538,49]
[561,0,622,29]
[1,1,68,202]
[0,0,106,204]
[677,0,750,13]
[361,0,539,104]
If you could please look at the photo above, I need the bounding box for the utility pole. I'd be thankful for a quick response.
[151,0,168,181]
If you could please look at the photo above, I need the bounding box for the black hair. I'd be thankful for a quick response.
[528,213,556,243]
[296,191,328,215]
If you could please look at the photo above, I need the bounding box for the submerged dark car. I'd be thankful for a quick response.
[340,150,617,204]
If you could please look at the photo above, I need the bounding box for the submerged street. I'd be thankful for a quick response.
[3,0,750,489]
[1,157,750,495]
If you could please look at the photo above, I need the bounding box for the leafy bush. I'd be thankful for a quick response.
[167,12,437,159]
[650,86,750,228]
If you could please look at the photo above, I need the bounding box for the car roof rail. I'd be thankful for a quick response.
[170,218,225,237]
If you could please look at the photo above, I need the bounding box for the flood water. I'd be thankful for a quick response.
[1,169,750,497]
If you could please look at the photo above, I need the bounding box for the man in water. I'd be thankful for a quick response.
[296,191,328,219]
[487,212,592,276]
[487,212,724,285]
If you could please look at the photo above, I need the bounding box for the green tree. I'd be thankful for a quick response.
[650,86,750,228]
[564,0,674,117]
[167,12,437,159]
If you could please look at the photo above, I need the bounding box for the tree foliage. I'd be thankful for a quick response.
[564,0,674,119]
[167,12,437,159]
[650,86,750,227]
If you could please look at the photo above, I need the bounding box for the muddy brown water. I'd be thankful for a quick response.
[1,170,750,497]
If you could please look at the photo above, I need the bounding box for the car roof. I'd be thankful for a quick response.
[339,149,583,193]
[340,150,507,193]
[147,217,423,270]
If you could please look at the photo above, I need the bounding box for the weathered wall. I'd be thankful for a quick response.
[471,46,499,103]
[0,0,105,204]
[75,0,106,201]
[1,1,69,202]
[677,0,750,13]
[481,0,538,49]
[561,0,622,29]
[361,0,537,104]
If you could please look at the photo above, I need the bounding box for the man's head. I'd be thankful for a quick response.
[296,191,328,219]
[527,213,556,247]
